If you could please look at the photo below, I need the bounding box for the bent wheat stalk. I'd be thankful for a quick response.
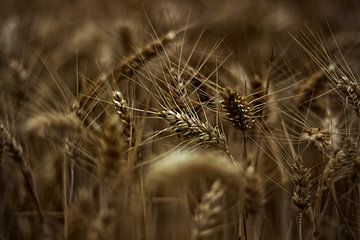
[145,150,242,193]
[0,122,48,237]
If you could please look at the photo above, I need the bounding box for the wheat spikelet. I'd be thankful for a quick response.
[9,59,29,80]
[24,112,85,137]
[296,64,336,106]
[291,156,313,212]
[338,75,360,115]
[300,127,332,150]
[111,30,177,81]
[75,30,178,116]
[221,88,256,131]
[166,65,200,112]
[99,114,128,181]
[242,166,266,217]
[159,110,227,150]
[320,138,357,192]
[290,156,313,240]
[163,63,216,114]
[0,122,46,235]
[91,111,136,239]
[191,180,225,240]
[112,90,135,147]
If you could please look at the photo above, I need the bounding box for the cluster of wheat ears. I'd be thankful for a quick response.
[1,2,360,240]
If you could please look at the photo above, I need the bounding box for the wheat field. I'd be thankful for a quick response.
[1,1,360,239]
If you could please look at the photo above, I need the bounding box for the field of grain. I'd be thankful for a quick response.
[1,1,360,239]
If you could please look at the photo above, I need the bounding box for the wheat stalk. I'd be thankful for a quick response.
[0,122,48,237]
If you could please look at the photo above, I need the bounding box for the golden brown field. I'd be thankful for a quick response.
[1,1,360,239]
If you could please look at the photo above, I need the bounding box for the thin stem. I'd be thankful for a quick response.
[243,131,248,166]
[243,211,248,240]
[63,151,68,240]
[297,211,303,240]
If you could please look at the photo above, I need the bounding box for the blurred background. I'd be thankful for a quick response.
[2,0,360,79]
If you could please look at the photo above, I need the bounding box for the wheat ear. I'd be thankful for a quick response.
[338,75,360,116]
[296,64,335,106]
[191,180,226,240]
[159,110,227,151]
[300,127,332,151]
[290,156,313,240]
[112,90,135,147]
[99,114,128,181]
[221,88,256,131]
[242,166,266,217]
[24,112,85,137]
[320,138,357,193]
[75,30,178,117]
